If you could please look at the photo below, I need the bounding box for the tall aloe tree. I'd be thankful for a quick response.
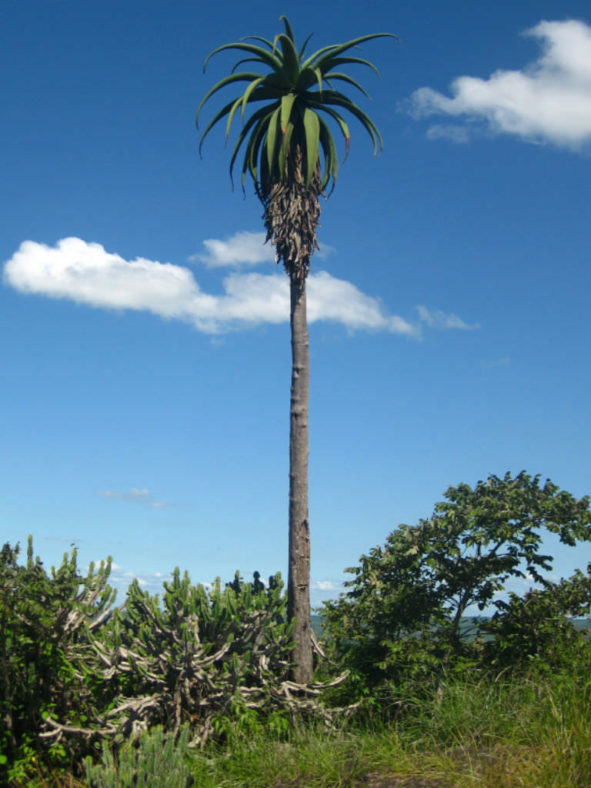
[197,17,395,683]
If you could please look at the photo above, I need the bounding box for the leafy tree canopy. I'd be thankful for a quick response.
[323,472,591,687]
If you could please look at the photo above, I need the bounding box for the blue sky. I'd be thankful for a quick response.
[2,0,590,605]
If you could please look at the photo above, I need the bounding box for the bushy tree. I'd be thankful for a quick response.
[0,538,115,781]
[323,472,591,693]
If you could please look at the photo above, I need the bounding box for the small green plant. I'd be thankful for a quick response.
[84,726,194,787]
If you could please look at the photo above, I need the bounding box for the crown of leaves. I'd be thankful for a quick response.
[197,16,396,196]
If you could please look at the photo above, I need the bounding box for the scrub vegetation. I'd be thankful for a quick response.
[2,472,591,786]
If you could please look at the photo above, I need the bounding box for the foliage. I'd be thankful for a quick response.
[0,538,115,782]
[322,472,591,693]
[84,726,194,788]
[197,16,395,196]
[85,569,296,745]
[186,669,591,788]
[0,540,331,779]
[5,471,590,780]
[484,564,591,669]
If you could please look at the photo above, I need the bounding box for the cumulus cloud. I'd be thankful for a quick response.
[310,578,344,604]
[96,488,168,508]
[189,231,274,267]
[311,579,343,592]
[4,237,421,336]
[416,305,479,330]
[189,230,333,268]
[409,19,591,150]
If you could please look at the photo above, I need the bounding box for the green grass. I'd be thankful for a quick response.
[19,669,591,787]
[185,671,591,788]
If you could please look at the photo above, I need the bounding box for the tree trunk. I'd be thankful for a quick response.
[287,275,313,684]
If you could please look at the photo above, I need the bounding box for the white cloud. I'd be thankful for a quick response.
[307,272,416,335]
[409,19,591,150]
[425,124,471,144]
[96,487,168,508]
[310,578,344,605]
[108,565,173,596]
[189,230,334,268]
[97,487,150,501]
[311,579,343,592]
[3,237,420,336]
[190,231,274,267]
[416,305,479,331]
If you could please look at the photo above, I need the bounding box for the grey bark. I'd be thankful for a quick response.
[287,275,313,684]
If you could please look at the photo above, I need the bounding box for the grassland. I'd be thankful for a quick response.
[56,667,588,788]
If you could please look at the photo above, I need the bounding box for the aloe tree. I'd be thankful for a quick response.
[197,17,395,683]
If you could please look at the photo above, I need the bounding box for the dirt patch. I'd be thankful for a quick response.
[272,773,449,787]
[354,774,449,787]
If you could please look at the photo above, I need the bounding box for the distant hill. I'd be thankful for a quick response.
[311,613,324,638]
[310,614,591,641]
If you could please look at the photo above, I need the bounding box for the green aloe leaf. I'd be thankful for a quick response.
[303,32,397,70]
[265,105,282,176]
[241,76,267,120]
[203,41,282,73]
[278,33,300,85]
[301,107,320,186]
[323,71,370,98]
[280,92,297,133]
[196,73,262,126]
[318,55,381,76]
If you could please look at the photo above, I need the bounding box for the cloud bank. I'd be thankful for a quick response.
[3,236,474,337]
[0,236,407,336]
[409,19,591,150]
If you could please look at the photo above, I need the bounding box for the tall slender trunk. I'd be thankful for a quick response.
[287,275,313,684]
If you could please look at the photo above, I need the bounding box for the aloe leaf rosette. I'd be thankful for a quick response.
[197,16,397,198]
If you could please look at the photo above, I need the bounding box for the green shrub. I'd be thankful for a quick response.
[0,539,301,777]
[84,726,194,787]
[322,472,591,703]
[483,566,591,669]
[0,538,115,782]
[88,568,295,745]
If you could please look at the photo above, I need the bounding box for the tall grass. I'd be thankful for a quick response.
[184,669,591,787]
[25,669,591,786]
